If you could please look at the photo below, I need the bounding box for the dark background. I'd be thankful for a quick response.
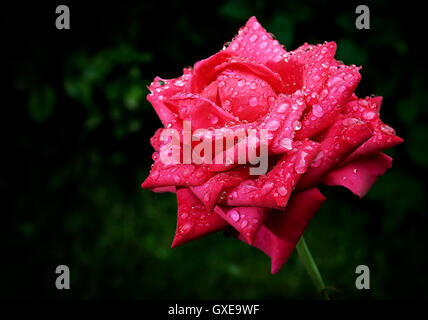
[2,0,427,299]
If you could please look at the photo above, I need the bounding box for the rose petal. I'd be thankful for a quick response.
[292,42,337,105]
[269,91,307,154]
[225,16,287,65]
[217,68,277,122]
[297,115,373,190]
[297,64,362,139]
[171,188,228,248]
[214,57,284,93]
[241,188,326,274]
[191,168,249,210]
[323,152,392,198]
[153,186,176,193]
[165,93,239,129]
[141,159,214,189]
[190,51,233,93]
[150,128,163,151]
[227,140,320,209]
[147,70,193,128]
[214,206,270,245]
[342,97,403,162]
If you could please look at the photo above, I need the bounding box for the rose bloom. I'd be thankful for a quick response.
[141,17,403,273]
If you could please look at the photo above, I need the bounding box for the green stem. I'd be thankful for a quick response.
[296,236,330,300]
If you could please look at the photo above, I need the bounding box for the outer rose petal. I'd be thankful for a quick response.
[297,64,362,139]
[241,188,326,274]
[342,97,403,162]
[141,159,214,189]
[153,186,176,193]
[297,116,373,190]
[191,168,249,210]
[323,152,392,198]
[172,188,228,248]
[291,42,337,106]
[147,70,192,129]
[214,206,270,245]
[227,140,320,209]
[225,16,287,65]
[150,128,163,151]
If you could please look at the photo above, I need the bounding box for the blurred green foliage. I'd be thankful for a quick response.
[3,0,428,299]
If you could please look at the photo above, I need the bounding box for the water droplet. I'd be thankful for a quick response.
[210,116,219,125]
[363,111,376,120]
[181,212,188,219]
[204,193,210,202]
[151,170,159,180]
[249,34,258,42]
[277,103,288,113]
[240,220,248,228]
[295,151,308,174]
[278,186,288,196]
[260,41,267,49]
[238,79,246,87]
[249,96,258,107]
[312,104,324,118]
[353,168,358,174]
[180,222,193,235]
[381,124,395,135]
[174,80,185,87]
[280,138,293,150]
[342,118,359,126]
[218,81,225,88]
[311,151,323,168]
[266,119,280,131]
[262,182,274,194]
[293,120,302,130]
[229,209,240,222]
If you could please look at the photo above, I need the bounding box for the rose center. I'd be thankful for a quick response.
[212,69,277,123]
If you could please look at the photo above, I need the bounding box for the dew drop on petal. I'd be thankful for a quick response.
[277,103,288,113]
[249,97,258,107]
[295,151,308,174]
[262,181,274,194]
[180,222,193,235]
[229,209,240,222]
[210,116,219,125]
[363,111,376,120]
[238,79,246,87]
[266,119,280,130]
[311,151,323,168]
[280,138,293,150]
[278,186,288,196]
[381,124,396,135]
[312,104,324,118]
[151,170,159,180]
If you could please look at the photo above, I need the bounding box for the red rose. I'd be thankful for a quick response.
[141,17,403,273]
